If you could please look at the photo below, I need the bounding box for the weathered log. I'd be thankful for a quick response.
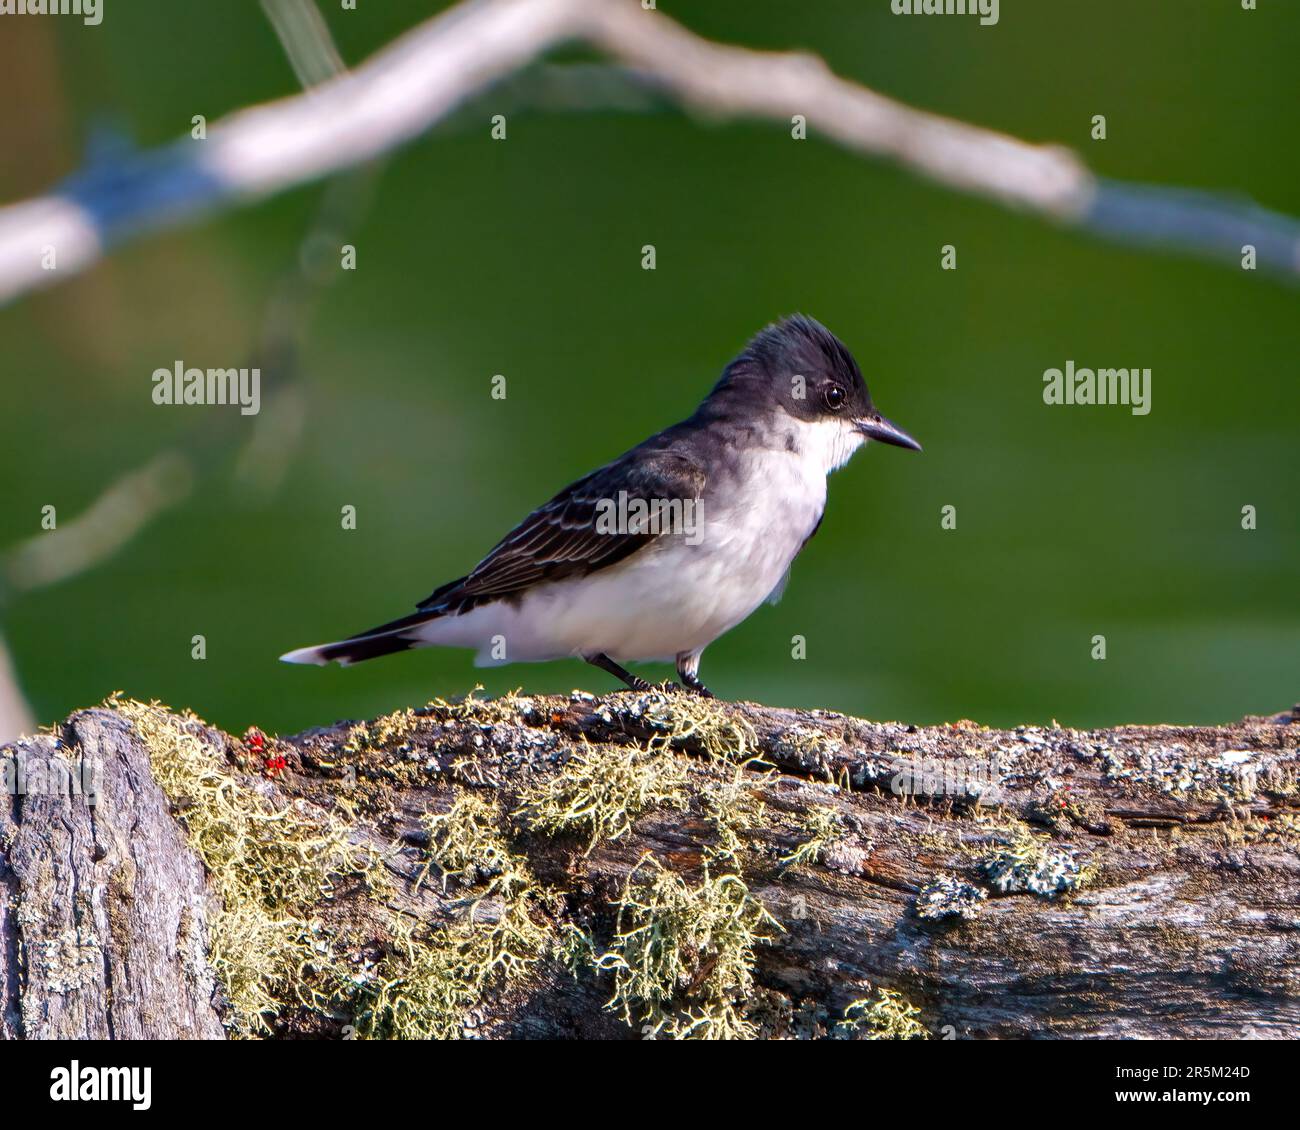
[0,710,224,1039]
[2,691,1297,1039]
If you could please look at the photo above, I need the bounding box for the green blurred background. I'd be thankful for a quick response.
[1,0,1295,736]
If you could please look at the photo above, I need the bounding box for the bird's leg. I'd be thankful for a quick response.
[585,652,654,692]
[681,674,714,698]
[675,651,714,698]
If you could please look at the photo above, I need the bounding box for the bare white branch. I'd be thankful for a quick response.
[4,453,194,595]
[0,0,1295,303]
[10,0,1284,310]
[579,1,1092,218]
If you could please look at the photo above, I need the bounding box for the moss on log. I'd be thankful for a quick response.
[2,690,1298,1039]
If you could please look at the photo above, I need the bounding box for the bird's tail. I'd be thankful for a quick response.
[279,608,444,667]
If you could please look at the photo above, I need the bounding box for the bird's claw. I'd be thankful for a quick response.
[620,677,714,698]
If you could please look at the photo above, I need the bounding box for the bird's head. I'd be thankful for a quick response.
[705,314,921,471]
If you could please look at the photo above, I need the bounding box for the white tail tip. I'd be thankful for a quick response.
[280,645,331,666]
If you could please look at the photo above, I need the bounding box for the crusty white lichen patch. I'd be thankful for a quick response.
[1100,743,1263,799]
[35,926,101,994]
[980,831,1087,897]
[916,874,987,920]
[770,725,845,778]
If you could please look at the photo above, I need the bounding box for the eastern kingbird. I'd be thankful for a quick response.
[281,315,920,695]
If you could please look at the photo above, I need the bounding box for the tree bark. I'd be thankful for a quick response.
[2,692,1297,1039]
[0,710,224,1039]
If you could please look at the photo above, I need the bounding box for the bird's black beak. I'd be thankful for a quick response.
[855,412,922,452]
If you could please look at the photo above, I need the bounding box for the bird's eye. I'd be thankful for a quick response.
[824,385,846,411]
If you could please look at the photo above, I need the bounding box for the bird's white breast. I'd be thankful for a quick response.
[418,415,864,665]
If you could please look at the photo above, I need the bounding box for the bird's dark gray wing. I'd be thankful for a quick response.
[417,449,706,614]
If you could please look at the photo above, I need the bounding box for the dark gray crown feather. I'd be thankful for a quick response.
[707,313,870,410]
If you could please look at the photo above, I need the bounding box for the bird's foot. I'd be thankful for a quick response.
[631,680,710,697]
[681,675,715,698]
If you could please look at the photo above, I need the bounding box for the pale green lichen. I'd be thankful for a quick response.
[595,855,782,1039]
[425,685,536,725]
[649,696,760,762]
[779,804,846,870]
[352,883,551,1040]
[700,764,768,867]
[599,691,761,763]
[418,791,513,890]
[553,922,598,979]
[109,695,372,1037]
[342,706,424,757]
[357,791,552,1039]
[834,987,928,1040]
[515,740,689,851]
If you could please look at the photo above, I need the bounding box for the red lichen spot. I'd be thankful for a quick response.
[244,727,285,777]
